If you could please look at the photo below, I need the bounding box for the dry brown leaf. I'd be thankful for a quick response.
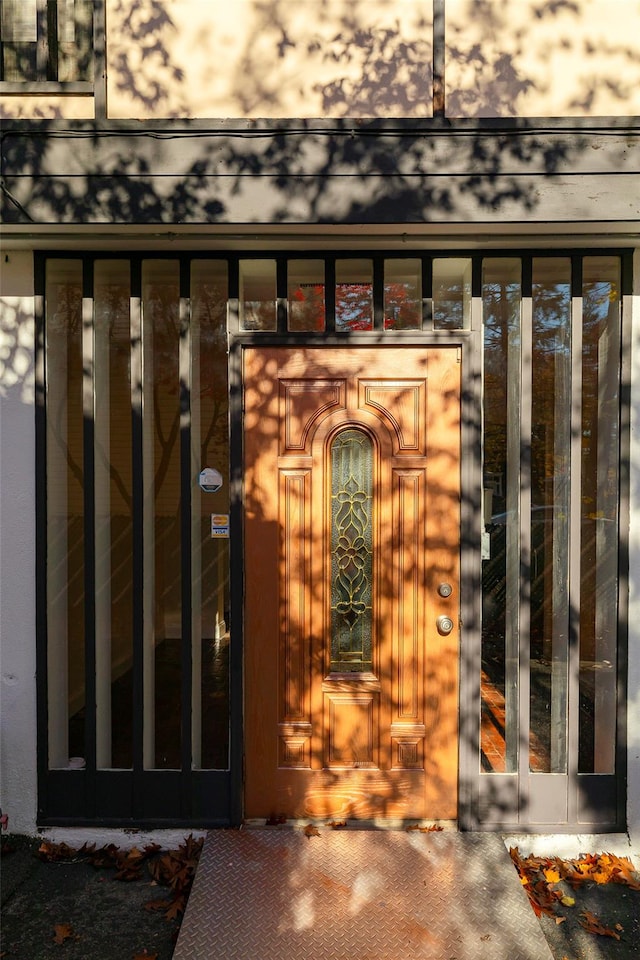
[579,910,621,939]
[328,820,347,829]
[38,841,78,862]
[53,923,75,945]
[165,894,187,921]
[304,824,320,838]
[143,898,172,913]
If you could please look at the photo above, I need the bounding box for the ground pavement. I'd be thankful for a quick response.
[1,832,639,960]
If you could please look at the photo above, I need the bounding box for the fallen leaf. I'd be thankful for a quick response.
[165,894,187,921]
[328,820,347,829]
[53,923,75,945]
[579,910,621,939]
[405,823,443,833]
[544,868,561,884]
[38,841,78,862]
[555,916,567,924]
[143,898,172,913]
[304,824,320,838]
[145,835,203,922]
[266,814,287,825]
[560,895,575,907]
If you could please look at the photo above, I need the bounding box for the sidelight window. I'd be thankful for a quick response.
[41,255,230,823]
[480,252,624,827]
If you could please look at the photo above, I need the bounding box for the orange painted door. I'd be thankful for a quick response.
[244,347,460,821]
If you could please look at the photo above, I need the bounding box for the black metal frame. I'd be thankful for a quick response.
[34,247,632,829]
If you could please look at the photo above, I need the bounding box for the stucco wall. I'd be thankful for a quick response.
[2,0,640,121]
[106,0,434,120]
[445,0,640,118]
[0,251,37,835]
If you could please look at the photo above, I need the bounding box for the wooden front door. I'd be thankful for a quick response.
[244,347,460,821]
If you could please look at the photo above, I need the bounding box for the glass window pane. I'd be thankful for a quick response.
[57,0,94,82]
[336,259,373,332]
[46,259,85,769]
[142,260,182,769]
[530,257,571,774]
[481,258,521,774]
[94,261,133,770]
[1,0,37,80]
[384,259,422,330]
[1,0,37,41]
[240,260,276,331]
[330,429,373,672]
[579,256,621,773]
[287,259,325,331]
[191,260,230,770]
[433,258,471,329]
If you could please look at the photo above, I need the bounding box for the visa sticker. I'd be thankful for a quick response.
[211,513,230,538]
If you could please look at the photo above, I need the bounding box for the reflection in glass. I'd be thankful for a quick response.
[46,260,85,768]
[57,0,94,83]
[288,260,325,331]
[433,258,471,329]
[191,261,230,770]
[142,261,182,769]
[94,261,133,769]
[384,259,422,330]
[336,259,373,331]
[481,259,521,773]
[239,260,277,330]
[530,258,571,773]
[330,429,374,672]
[579,257,620,773]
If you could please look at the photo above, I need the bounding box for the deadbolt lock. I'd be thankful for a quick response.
[436,615,455,635]
[437,582,453,598]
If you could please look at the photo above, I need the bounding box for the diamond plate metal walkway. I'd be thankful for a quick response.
[174,828,553,960]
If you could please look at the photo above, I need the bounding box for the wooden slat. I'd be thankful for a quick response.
[3,172,638,224]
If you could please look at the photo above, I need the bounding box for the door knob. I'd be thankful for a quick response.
[436,615,454,635]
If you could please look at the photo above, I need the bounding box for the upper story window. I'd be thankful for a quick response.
[0,0,93,85]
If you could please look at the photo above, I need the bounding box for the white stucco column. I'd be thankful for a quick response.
[627,245,640,850]
[0,251,38,834]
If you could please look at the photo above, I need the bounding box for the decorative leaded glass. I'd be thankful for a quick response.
[330,429,373,672]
